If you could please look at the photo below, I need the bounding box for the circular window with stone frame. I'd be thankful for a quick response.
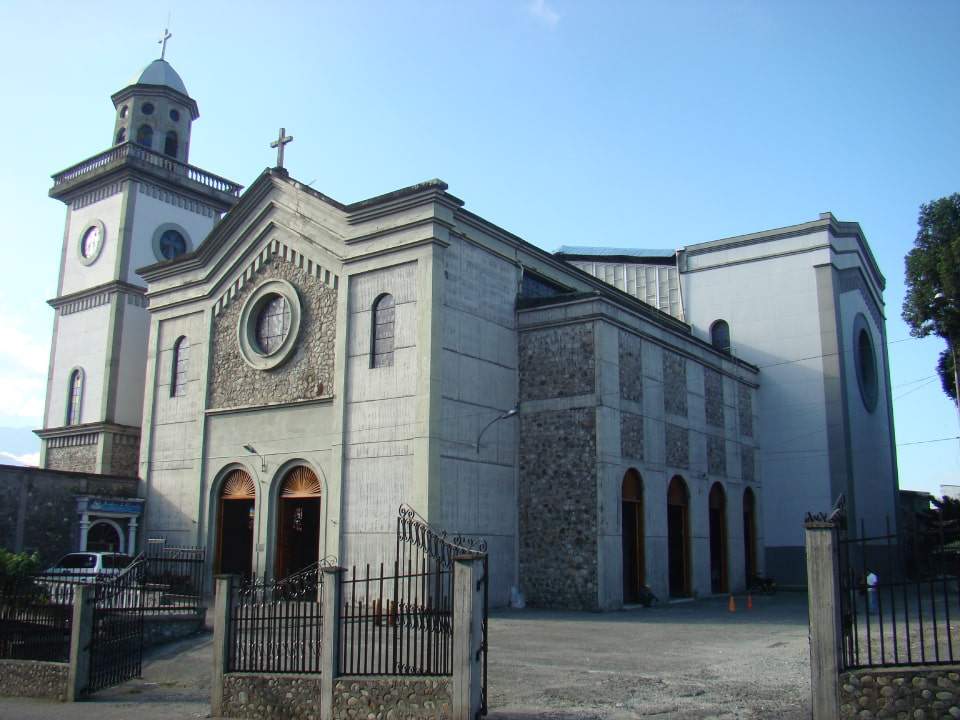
[853,313,879,413]
[77,219,106,265]
[237,279,302,371]
[151,223,192,262]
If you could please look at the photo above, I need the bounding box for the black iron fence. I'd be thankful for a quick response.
[143,546,205,615]
[339,561,453,676]
[227,563,325,673]
[86,559,146,693]
[839,518,960,670]
[0,577,73,662]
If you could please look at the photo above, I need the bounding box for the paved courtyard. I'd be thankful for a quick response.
[0,593,810,719]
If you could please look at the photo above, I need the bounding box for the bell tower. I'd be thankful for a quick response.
[37,49,242,476]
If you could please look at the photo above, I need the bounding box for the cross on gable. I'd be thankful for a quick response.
[158,27,172,60]
[270,128,294,170]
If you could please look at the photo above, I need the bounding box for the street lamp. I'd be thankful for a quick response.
[243,444,267,472]
[476,405,519,454]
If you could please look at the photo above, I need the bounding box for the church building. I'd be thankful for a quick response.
[32,52,899,609]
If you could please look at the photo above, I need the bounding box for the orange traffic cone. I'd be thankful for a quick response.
[747,594,753,610]
[728,594,736,612]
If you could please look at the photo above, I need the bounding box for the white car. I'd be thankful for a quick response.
[44,552,133,579]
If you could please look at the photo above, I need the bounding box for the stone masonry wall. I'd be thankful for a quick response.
[704,368,724,428]
[107,434,139,477]
[663,351,687,417]
[0,659,69,701]
[210,255,337,409]
[0,465,137,566]
[738,384,753,437]
[45,442,97,474]
[332,677,452,720]
[707,435,726,476]
[620,412,644,461]
[741,446,755,483]
[839,667,960,719]
[220,674,452,720]
[519,408,598,609]
[618,331,643,402]
[665,423,689,469]
[519,324,595,401]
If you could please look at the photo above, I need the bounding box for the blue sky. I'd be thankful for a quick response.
[0,1,958,495]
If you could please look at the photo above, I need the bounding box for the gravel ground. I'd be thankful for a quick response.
[0,592,811,719]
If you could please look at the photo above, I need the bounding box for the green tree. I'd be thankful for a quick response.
[902,193,960,402]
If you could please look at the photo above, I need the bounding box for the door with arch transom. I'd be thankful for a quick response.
[275,466,322,579]
[216,469,255,579]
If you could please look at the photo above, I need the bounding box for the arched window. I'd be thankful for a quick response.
[621,469,645,603]
[164,130,178,158]
[710,320,731,354]
[708,482,727,593]
[115,127,126,145]
[743,488,757,583]
[171,336,188,397]
[66,369,83,425]
[371,293,395,368]
[136,124,153,148]
[667,476,690,597]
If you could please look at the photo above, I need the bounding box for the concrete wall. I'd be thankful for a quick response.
[59,189,125,297]
[46,304,112,427]
[0,465,137,566]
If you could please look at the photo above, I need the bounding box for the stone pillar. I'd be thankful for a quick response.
[452,555,484,720]
[320,565,343,720]
[66,584,94,701]
[805,521,842,720]
[127,517,138,556]
[210,574,234,718]
[78,512,90,551]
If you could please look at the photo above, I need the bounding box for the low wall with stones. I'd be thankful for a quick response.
[0,659,69,701]
[839,666,960,719]
[220,673,452,720]
[332,677,452,720]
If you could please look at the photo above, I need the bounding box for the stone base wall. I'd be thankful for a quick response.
[839,666,960,719]
[332,677,452,720]
[220,674,452,720]
[0,659,69,701]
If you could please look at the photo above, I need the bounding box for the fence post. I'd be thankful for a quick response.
[805,521,842,720]
[320,565,343,720]
[66,583,94,702]
[453,554,483,720]
[210,574,234,718]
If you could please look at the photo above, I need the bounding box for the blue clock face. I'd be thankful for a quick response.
[159,229,187,260]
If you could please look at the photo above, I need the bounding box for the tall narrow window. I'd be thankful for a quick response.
[136,124,153,148]
[710,320,731,354]
[66,369,83,425]
[371,293,395,368]
[115,128,126,144]
[171,336,188,397]
[164,131,178,158]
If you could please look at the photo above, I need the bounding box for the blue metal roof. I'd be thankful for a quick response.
[556,245,676,258]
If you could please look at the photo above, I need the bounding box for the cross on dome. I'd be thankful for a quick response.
[158,27,172,60]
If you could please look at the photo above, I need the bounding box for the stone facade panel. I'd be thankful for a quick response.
[519,323,595,402]
[519,408,598,609]
[108,434,139,477]
[741,446,755,483]
[665,423,689,469]
[45,442,97,474]
[210,255,337,409]
[620,412,644,460]
[707,435,726,476]
[738,384,753,438]
[0,660,68,701]
[839,668,960,720]
[663,351,687,417]
[704,368,724,428]
[333,677,452,720]
[618,331,643,403]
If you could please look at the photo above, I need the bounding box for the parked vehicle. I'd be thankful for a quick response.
[43,552,133,581]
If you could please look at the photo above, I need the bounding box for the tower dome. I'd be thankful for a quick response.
[128,59,189,96]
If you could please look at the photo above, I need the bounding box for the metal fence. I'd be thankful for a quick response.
[227,563,325,674]
[839,518,960,670]
[339,561,454,676]
[143,546,205,615]
[0,577,73,662]
[86,559,147,693]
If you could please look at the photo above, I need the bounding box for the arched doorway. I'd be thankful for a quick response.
[667,476,690,597]
[709,483,728,593]
[217,469,255,579]
[743,488,757,584]
[621,469,644,604]
[87,521,122,553]
[275,466,322,579]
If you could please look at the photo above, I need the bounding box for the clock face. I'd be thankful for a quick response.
[158,229,187,260]
[81,225,101,259]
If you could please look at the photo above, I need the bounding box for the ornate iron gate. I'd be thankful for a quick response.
[396,505,489,716]
[86,559,146,693]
